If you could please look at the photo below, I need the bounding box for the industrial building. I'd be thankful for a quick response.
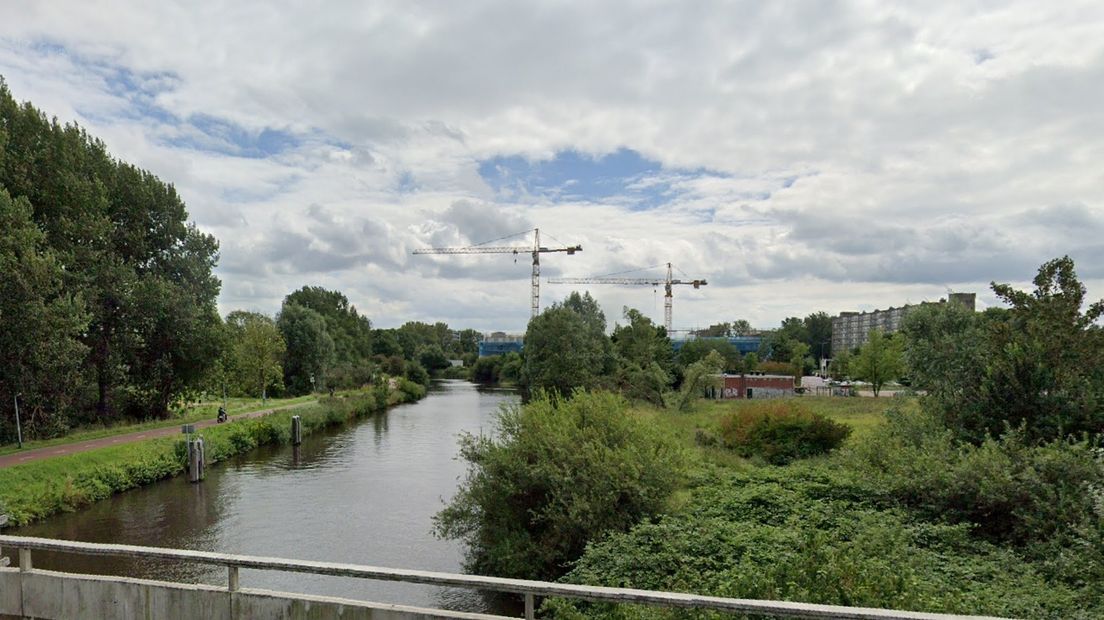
[477,332,524,357]
[709,374,795,399]
[831,292,976,353]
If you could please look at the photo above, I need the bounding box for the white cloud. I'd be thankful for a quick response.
[1,1,1103,332]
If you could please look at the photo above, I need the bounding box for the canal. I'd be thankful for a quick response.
[4,380,519,613]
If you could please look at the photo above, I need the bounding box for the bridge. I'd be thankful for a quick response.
[0,535,1004,620]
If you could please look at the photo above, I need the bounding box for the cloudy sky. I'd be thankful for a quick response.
[2,1,1102,333]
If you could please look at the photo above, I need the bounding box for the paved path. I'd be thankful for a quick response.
[0,400,316,469]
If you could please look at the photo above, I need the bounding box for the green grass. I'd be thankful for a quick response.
[0,382,427,526]
[0,395,319,457]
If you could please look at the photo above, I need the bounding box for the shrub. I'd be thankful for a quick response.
[433,391,684,580]
[718,401,851,464]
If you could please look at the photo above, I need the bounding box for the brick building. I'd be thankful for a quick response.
[711,374,795,399]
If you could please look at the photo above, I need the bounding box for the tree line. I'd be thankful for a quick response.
[0,80,473,444]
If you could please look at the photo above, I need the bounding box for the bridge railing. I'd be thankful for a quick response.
[0,535,1006,620]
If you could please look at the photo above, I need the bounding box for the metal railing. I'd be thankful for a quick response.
[0,535,1007,620]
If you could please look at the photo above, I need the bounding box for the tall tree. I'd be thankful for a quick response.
[851,330,904,397]
[803,311,833,361]
[523,299,610,397]
[227,311,286,402]
[612,308,673,406]
[277,303,335,395]
[0,189,88,441]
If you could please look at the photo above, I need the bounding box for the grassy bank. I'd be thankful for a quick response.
[0,395,318,458]
[0,380,426,526]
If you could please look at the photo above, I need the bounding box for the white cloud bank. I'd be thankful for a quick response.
[1,1,1102,331]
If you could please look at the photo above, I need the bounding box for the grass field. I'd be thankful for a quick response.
[0,395,318,457]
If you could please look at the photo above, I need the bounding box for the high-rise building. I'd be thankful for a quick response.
[831,293,975,353]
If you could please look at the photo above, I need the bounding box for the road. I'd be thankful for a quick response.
[0,400,315,469]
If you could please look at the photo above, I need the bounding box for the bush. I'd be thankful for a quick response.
[718,401,851,464]
[433,391,685,580]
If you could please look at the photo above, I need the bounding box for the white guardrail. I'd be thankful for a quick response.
[0,535,1009,620]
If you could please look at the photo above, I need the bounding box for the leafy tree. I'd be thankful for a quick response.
[500,352,523,383]
[670,350,725,411]
[418,344,452,372]
[0,189,88,441]
[743,351,759,373]
[731,319,753,336]
[803,311,833,361]
[779,316,809,346]
[830,350,852,381]
[284,286,373,365]
[789,341,811,383]
[277,303,335,395]
[226,311,286,402]
[523,305,607,396]
[610,309,674,406]
[851,330,904,397]
[678,338,742,373]
[434,391,683,580]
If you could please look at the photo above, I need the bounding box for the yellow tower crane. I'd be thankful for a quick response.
[412,228,582,319]
[548,263,707,333]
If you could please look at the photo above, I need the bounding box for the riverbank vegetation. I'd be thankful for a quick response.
[0,81,472,447]
[0,380,424,526]
[438,258,1104,618]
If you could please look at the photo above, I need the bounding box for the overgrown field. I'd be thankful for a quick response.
[549,396,1104,619]
[0,380,425,526]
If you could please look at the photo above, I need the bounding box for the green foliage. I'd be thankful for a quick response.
[0,386,426,526]
[612,308,674,406]
[668,351,724,412]
[523,296,611,397]
[678,338,742,373]
[0,80,222,424]
[846,405,1104,548]
[226,311,286,400]
[904,257,1104,443]
[830,349,852,380]
[277,303,336,395]
[552,466,1092,619]
[851,330,904,396]
[433,391,684,580]
[718,401,851,464]
[0,188,88,442]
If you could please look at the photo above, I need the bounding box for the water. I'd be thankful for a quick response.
[4,380,519,613]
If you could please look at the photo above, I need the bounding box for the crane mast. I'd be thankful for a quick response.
[548,262,706,333]
[412,228,581,319]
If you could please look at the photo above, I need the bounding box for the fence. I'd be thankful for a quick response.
[0,535,1007,620]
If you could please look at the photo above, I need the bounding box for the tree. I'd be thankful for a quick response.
[433,391,683,580]
[829,350,851,381]
[731,319,753,336]
[803,311,833,361]
[523,304,608,397]
[678,338,741,373]
[277,303,335,395]
[0,189,88,441]
[851,330,904,397]
[284,286,373,366]
[418,344,452,372]
[789,341,811,384]
[611,308,674,407]
[743,352,759,373]
[670,350,725,411]
[227,311,286,402]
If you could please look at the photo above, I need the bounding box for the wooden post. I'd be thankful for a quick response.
[291,416,302,446]
[188,438,205,483]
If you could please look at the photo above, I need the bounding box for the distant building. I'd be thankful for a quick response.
[478,332,524,357]
[709,374,795,399]
[671,335,762,355]
[832,292,975,353]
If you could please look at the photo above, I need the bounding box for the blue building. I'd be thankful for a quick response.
[671,335,761,355]
[478,332,524,357]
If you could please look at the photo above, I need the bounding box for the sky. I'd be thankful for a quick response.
[1,1,1102,333]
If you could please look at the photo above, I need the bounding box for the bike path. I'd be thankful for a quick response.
[0,401,315,469]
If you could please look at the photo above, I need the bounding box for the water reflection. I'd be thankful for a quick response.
[5,380,518,612]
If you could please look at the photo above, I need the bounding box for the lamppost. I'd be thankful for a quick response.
[13,393,23,449]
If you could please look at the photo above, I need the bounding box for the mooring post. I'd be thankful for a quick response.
[291,415,302,446]
[188,438,205,483]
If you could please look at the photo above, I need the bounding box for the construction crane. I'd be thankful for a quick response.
[548,263,707,333]
[412,228,582,319]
